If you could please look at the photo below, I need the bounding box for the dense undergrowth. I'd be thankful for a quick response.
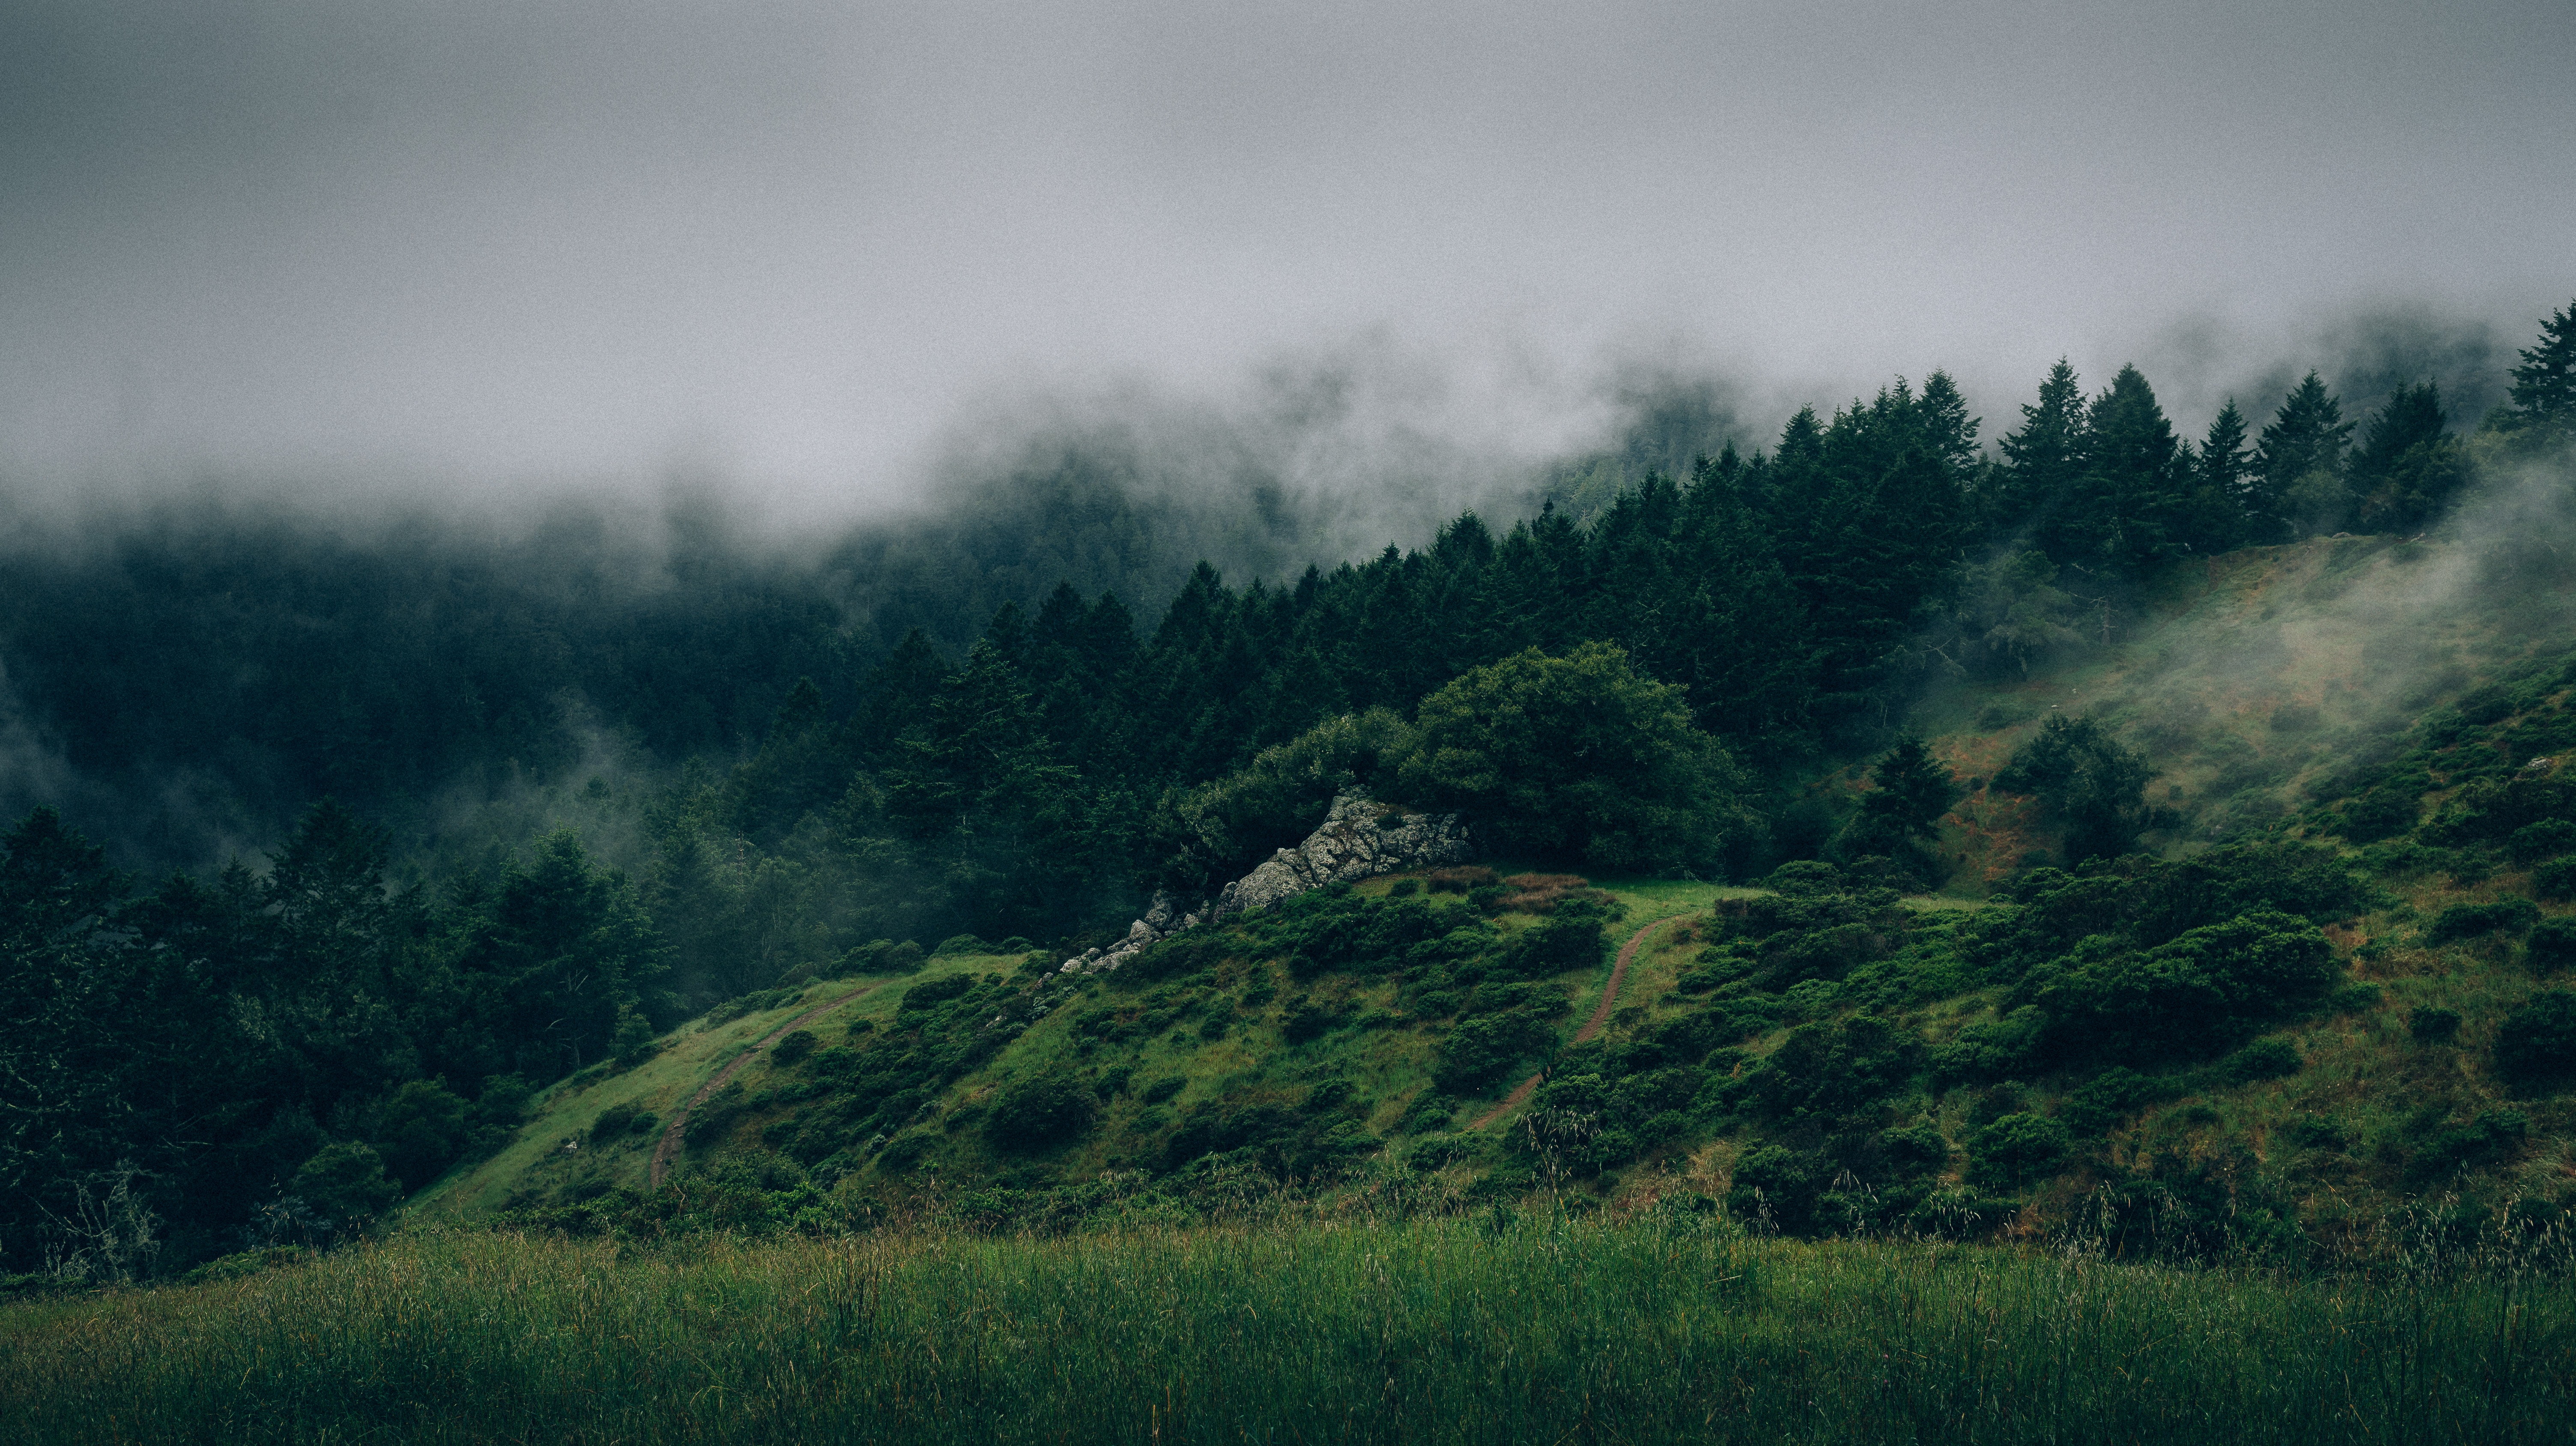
[4,1214,2570,1446]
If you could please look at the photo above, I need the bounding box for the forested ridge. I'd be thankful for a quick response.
[6,305,2576,1281]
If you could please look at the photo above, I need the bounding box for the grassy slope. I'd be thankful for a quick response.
[422,534,2576,1232]
[410,953,1025,1218]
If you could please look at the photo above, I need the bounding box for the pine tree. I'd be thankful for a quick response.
[1917,370,1983,475]
[1994,360,2087,546]
[2255,373,2354,538]
[2069,364,2190,574]
[2181,400,2253,552]
[2352,382,2466,534]
[2504,299,2576,448]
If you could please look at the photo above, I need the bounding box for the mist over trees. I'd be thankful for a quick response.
[2,304,2571,1276]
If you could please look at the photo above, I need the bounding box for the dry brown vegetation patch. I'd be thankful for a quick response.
[1423,865,1499,894]
[1497,873,1613,914]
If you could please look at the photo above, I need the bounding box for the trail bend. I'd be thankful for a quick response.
[1468,915,1670,1132]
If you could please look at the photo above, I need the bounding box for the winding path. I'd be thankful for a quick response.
[649,983,882,1187]
[1468,916,1670,1132]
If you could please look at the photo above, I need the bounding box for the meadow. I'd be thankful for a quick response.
[4,1211,2569,1445]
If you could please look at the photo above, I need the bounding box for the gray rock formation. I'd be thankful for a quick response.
[1212,794,1472,920]
[1054,793,1470,975]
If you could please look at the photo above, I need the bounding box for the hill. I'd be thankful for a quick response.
[415,529,2576,1261]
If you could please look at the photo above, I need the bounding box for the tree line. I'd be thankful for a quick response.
[2,302,2569,1277]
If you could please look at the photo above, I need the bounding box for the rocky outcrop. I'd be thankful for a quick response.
[1056,794,1470,976]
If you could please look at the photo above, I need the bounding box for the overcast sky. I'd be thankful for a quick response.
[4,0,2570,521]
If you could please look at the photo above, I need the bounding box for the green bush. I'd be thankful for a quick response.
[1497,915,1610,979]
[2536,857,2576,902]
[291,1142,402,1227]
[2030,908,2336,1063]
[1966,1113,2069,1191]
[2528,917,2576,973]
[1432,1012,1558,1096]
[983,1076,1098,1153]
[2338,786,2422,843]
[2407,1109,2528,1183]
[1929,1006,2044,1083]
[2508,819,2576,863]
[2409,1007,2463,1045]
[2426,897,2541,944]
[770,1030,818,1066]
[2493,992,2576,1093]
[1726,1145,1829,1234]
[901,974,973,1010]
[370,1079,472,1190]
[589,1102,643,1144]
[2057,1067,2164,1135]
[2221,1037,2302,1084]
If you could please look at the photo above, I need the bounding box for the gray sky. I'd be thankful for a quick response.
[4,0,2570,521]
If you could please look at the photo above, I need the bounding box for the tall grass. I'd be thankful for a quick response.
[4,1214,2570,1443]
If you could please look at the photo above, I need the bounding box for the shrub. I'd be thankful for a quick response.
[1880,1123,1950,1175]
[1966,1113,2070,1191]
[589,1102,642,1144]
[770,1030,818,1066]
[983,1076,1098,1153]
[370,1079,472,1190]
[2529,917,2576,973]
[1432,1012,1557,1095]
[1741,1015,1919,1120]
[291,1142,401,1227]
[2509,819,2576,864]
[2426,897,2541,944]
[2032,908,2336,1063]
[2221,1037,2302,1084]
[901,975,973,1010]
[2057,1067,2164,1135]
[1139,1076,1186,1105]
[2536,858,2576,902]
[932,934,989,958]
[2408,1109,2528,1183]
[1282,998,1335,1044]
[2403,1008,2463,1049]
[2493,992,2576,1093]
[2337,786,2422,843]
[875,1132,936,1173]
[1726,1144,1829,1234]
[1388,878,1421,896]
[1929,1006,2044,1083]
[1498,915,1610,978]
[1396,1092,1458,1135]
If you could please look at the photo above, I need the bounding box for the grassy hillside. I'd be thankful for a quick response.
[400,533,2576,1262]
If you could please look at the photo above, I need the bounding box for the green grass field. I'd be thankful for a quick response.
[4,1216,2568,1444]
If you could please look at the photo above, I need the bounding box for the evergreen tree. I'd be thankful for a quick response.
[1827,737,1960,881]
[2255,373,2354,538]
[2180,400,2254,553]
[1994,360,2088,547]
[2072,365,2192,574]
[2502,299,2576,450]
[2351,382,2465,534]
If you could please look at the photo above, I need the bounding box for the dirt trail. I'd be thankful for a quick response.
[1468,916,1670,1132]
[649,983,881,1187]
